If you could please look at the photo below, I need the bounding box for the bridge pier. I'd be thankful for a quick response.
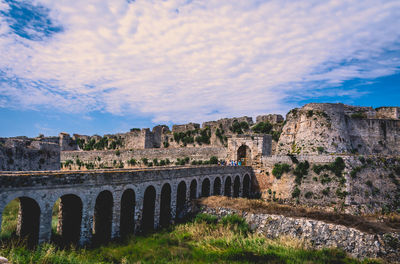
[111,191,122,239]
[38,205,52,244]
[79,199,94,246]
[154,187,161,230]
[170,184,177,222]
[134,197,143,233]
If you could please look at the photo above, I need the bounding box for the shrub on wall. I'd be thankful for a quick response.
[272,163,291,179]
[252,121,273,134]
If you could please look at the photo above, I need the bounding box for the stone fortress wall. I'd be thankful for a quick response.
[0,137,60,171]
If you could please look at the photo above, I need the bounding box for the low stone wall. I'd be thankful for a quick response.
[61,147,227,169]
[200,206,400,262]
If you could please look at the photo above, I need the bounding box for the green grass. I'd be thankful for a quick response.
[1,203,382,263]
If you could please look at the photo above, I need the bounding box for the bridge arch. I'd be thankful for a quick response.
[213,177,221,195]
[0,196,40,247]
[190,179,197,200]
[52,194,82,245]
[142,185,156,233]
[201,178,211,197]
[224,176,232,197]
[93,190,113,244]
[159,183,171,228]
[120,189,136,237]
[176,181,187,221]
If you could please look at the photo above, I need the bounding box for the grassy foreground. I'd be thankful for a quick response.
[1,209,381,264]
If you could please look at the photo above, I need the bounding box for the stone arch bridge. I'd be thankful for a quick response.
[0,166,253,246]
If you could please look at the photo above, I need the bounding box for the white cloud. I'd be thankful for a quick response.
[0,0,399,123]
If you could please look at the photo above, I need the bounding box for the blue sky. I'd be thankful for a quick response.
[0,0,399,137]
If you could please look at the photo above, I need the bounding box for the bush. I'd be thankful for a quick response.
[115,150,120,156]
[230,120,249,134]
[141,158,148,165]
[305,191,313,199]
[221,215,250,235]
[127,158,137,166]
[272,163,291,179]
[252,121,273,134]
[306,110,314,118]
[322,187,330,196]
[350,166,362,178]
[317,146,324,154]
[194,213,218,225]
[209,156,218,165]
[351,112,367,119]
[291,187,300,198]
[159,159,166,166]
[163,141,169,148]
[294,161,309,184]
[272,131,281,142]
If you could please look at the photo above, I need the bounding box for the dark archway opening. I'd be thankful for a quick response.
[176,181,187,221]
[213,177,221,195]
[159,184,171,228]
[53,194,82,246]
[224,177,232,197]
[237,145,251,165]
[243,174,251,198]
[142,186,156,233]
[120,189,136,238]
[0,197,40,247]
[201,178,210,197]
[233,176,241,198]
[93,191,113,244]
[190,180,197,200]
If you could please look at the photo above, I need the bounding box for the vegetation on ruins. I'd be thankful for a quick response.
[272,163,291,179]
[127,158,136,166]
[215,128,227,144]
[230,120,249,134]
[312,157,346,177]
[76,136,123,151]
[173,127,212,146]
[351,112,367,119]
[0,201,380,264]
[293,161,309,185]
[251,121,273,134]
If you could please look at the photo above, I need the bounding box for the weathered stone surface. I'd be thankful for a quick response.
[200,206,400,262]
[256,114,284,124]
[0,137,60,171]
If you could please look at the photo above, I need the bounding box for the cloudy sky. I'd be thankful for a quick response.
[0,0,399,137]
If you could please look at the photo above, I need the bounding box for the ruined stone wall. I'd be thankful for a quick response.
[200,206,400,262]
[257,155,400,214]
[0,138,60,171]
[61,147,227,170]
[276,103,400,155]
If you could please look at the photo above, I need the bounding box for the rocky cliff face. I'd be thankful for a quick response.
[276,103,400,155]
